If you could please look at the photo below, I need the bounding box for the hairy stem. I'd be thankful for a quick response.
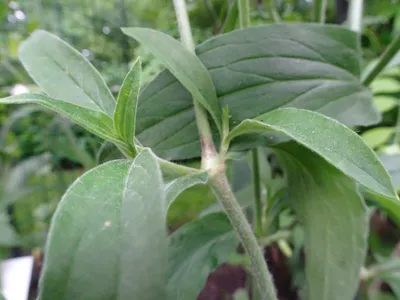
[173,0,195,52]
[347,0,364,33]
[173,0,218,170]
[362,33,400,86]
[238,0,250,28]
[209,169,277,300]
[174,1,278,299]
[252,149,263,237]
[313,0,328,23]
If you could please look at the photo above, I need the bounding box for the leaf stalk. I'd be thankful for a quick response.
[362,33,400,86]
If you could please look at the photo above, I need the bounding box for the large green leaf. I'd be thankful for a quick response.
[277,143,368,300]
[134,24,379,159]
[227,108,397,201]
[19,30,115,117]
[122,27,221,132]
[113,59,141,152]
[38,150,168,300]
[0,93,128,150]
[167,212,238,300]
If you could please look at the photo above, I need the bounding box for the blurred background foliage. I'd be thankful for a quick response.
[0,0,400,270]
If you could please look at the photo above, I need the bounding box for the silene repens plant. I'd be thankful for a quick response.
[2,0,400,299]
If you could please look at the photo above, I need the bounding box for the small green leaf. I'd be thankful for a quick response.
[0,93,127,149]
[166,171,208,209]
[122,27,221,132]
[38,150,167,300]
[168,213,238,300]
[374,96,397,113]
[227,108,397,201]
[19,30,115,116]
[361,127,394,149]
[277,143,368,300]
[371,78,400,94]
[113,58,142,151]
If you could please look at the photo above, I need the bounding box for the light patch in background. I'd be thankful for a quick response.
[10,84,29,96]
[1,256,34,300]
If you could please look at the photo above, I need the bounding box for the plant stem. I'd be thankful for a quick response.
[173,0,195,52]
[238,0,250,28]
[209,170,277,300]
[313,0,328,23]
[362,259,400,281]
[174,1,278,299]
[262,0,280,23]
[347,0,364,33]
[362,33,400,86]
[252,149,263,237]
[173,0,218,170]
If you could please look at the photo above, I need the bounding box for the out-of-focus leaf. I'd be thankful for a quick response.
[167,213,238,300]
[3,153,52,204]
[371,78,400,94]
[361,127,394,149]
[0,213,19,247]
[380,154,400,190]
[374,96,397,113]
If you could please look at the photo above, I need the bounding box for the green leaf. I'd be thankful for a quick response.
[380,154,400,190]
[122,27,221,132]
[374,96,397,113]
[134,24,379,159]
[0,93,127,149]
[277,143,368,300]
[166,171,208,209]
[0,212,19,247]
[19,30,115,117]
[361,127,394,149]
[167,213,238,300]
[113,58,141,151]
[227,108,397,201]
[38,150,168,300]
[3,153,52,204]
[371,78,400,94]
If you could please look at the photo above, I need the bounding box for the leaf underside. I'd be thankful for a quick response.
[38,150,168,300]
[167,213,238,300]
[277,143,368,300]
